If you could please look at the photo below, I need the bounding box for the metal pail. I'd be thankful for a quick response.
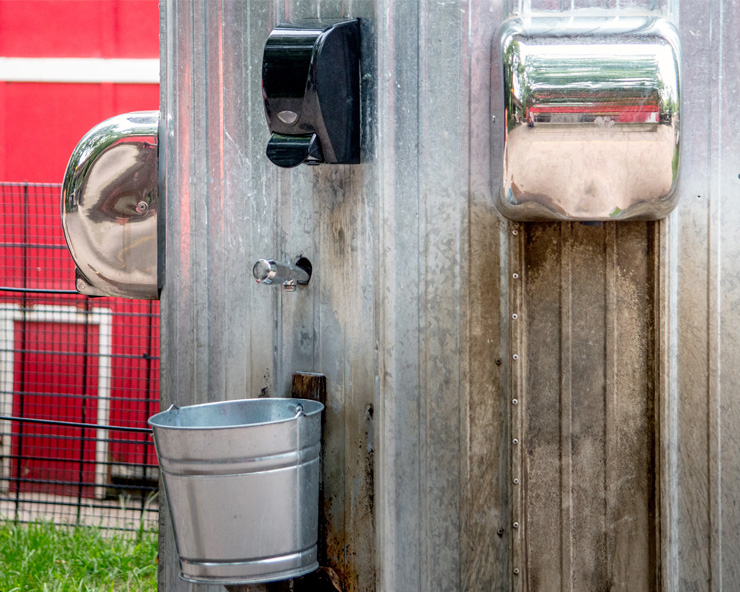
[148,397,324,585]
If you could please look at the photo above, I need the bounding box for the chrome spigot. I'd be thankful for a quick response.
[252,257,312,291]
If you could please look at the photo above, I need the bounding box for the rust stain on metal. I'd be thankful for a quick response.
[292,372,331,573]
[327,401,376,592]
[290,373,375,592]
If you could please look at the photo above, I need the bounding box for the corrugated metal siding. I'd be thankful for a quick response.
[513,222,659,591]
[376,1,507,589]
[160,2,384,591]
[673,0,740,589]
[159,0,740,591]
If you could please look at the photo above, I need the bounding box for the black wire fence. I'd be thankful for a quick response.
[0,183,159,531]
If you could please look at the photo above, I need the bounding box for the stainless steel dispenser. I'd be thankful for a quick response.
[494,16,681,221]
[61,111,159,299]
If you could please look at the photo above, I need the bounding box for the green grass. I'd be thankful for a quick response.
[0,520,157,591]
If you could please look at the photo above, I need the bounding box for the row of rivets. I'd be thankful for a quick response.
[512,227,521,582]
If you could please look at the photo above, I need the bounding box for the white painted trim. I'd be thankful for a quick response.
[0,304,113,499]
[0,57,159,84]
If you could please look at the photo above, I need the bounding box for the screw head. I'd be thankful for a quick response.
[512,354,519,360]
[512,313,518,320]
[512,398,519,405]
[514,568,520,575]
[513,273,520,279]
[512,229,519,236]
[514,478,520,484]
[513,522,519,529]
[136,201,149,215]
[513,438,519,445]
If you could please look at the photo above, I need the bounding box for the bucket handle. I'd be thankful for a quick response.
[295,403,306,418]
[167,404,179,412]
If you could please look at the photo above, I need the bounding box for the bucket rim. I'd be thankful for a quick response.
[147,397,324,430]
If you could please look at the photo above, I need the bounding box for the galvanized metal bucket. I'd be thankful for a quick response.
[148,397,324,585]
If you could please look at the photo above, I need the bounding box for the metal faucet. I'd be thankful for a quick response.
[252,257,312,291]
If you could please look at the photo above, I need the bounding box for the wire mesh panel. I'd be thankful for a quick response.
[0,183,159,531]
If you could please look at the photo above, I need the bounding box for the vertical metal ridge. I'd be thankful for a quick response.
[245,0,271,399]
[376,1,425,589]
[457,0,472,582]
[375,0,400,588]
[707,0,723,589]
[716,0,740,587]
[559,223,573,592]
[191,0,209,404]
[204,0,225,399]
[521,223,568,590]
[464,2,509,586]
[419,0,472,586]
[674,0,715,587]
[659,212,679,592]
[419,2,429,588]
[648,220,663,592]
[604,222,618,590]
[462,1,473,588]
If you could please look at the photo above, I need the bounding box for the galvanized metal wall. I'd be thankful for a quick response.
[159,0,740,591]
[671,0,740,588]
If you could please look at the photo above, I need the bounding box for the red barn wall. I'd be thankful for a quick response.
[0,0,159,182]
[0,1,161,493]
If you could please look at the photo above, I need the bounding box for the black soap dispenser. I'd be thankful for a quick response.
[262,19,360,168]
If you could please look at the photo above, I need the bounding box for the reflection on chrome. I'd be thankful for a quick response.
[61,111,159,299]
[496,16,681,221]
